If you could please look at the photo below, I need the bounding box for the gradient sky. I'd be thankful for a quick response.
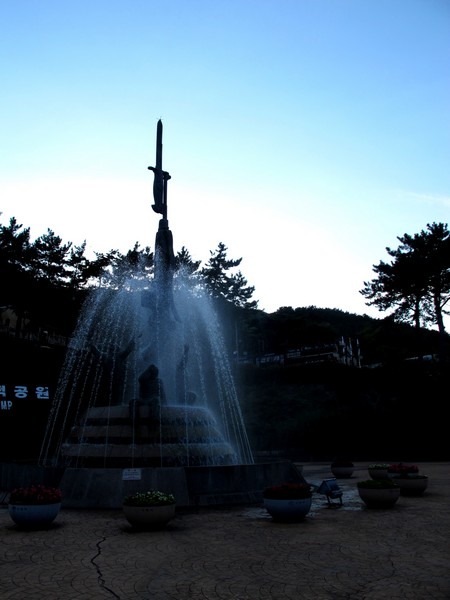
[1,0,449,321]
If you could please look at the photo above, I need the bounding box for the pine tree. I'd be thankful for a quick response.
[200,242,257,309]
[361,222,450,336]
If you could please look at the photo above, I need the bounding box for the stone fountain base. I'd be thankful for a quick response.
[61,404,239,467]
[1,405,305,508]
[60,461,305,508]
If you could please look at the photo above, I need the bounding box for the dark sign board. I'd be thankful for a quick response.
[0,383,53,461]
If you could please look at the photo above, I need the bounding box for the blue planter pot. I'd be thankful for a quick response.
[8,503,61,528]
[263,497,312,521]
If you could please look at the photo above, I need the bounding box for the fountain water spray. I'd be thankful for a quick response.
[39,120,254,470]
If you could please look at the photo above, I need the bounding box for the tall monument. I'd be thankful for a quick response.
[147,120,178,323]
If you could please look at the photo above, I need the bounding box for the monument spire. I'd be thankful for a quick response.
[148,119,171,219]
[148,120,179,322]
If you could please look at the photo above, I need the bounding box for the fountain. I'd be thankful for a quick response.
[2,121,304,507]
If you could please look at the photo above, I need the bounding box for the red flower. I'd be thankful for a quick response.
[263,482,313,500]
[9,485,62,505]
[387,463,418,475]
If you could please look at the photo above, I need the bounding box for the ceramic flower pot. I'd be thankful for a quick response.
[368,467,389,480]
[393,475,429,496]
[263,497,312,521]
[387,464,419,478]
[8,503,61,528]
[123,504,176,529]
[357,487,400,509]
[369,469,389,480]
[331,465,354,478]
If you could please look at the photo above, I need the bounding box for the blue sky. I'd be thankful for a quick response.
[1,0,449,320]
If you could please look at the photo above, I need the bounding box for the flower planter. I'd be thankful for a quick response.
[263,497,312,521]
[357,487,400,509]
[262,482,313,521]
[393,475,428,496]
[123,504,176,529]
[331,466,354,478]
[368,466,389,480]
[8,503,61,528]
[387,463,419,478]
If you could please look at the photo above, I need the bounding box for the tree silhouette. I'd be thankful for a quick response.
[361,222,449,335]
[200,242,258,310]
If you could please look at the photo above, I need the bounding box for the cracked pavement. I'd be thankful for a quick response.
[1,462,449,599]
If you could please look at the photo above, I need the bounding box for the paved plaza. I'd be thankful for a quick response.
[1,462,449,599]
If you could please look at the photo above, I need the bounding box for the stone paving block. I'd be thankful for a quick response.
[0,462,449,599]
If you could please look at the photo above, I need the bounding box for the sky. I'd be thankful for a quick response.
[1,0,449,321]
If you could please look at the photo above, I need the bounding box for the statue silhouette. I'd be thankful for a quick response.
[129,363,166,440]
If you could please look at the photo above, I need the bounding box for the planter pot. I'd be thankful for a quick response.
[123,504,176,529]
[368,468,389,480]
[358,487,400,509]
[393,475,428,496]
[8,503,61,528]
[387,466,419,479]
[331,466,354,478]
[263,497,312,521]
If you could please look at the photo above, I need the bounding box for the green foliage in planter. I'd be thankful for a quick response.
[123,490,175,506]
[357,479,399,489]
[263,482,313,500]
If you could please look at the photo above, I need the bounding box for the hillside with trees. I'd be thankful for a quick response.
[1,215,449,462]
